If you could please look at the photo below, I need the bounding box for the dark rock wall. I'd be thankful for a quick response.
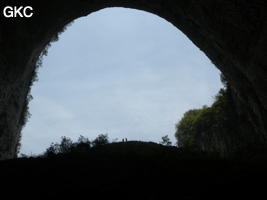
[0,0,266,159]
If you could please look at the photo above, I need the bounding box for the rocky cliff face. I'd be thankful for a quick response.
[0,0,267,159]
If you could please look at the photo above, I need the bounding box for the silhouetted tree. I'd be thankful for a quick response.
[92,134,109,147]
[59,136,73,154]
[71,135,91,153]
[77,135,90,144]
[43,137,73,157]
[44,142,60,157]
[160,135,172,146]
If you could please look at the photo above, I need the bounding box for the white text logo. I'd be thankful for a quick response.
[3,6,33,18]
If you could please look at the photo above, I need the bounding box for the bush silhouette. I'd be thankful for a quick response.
[160,135,172,146]
[71,135,91,154]
[92,134,109,147]
[43,134,112,157]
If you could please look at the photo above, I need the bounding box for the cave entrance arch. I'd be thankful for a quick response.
[0,1,267,159]
[21,7,223,155]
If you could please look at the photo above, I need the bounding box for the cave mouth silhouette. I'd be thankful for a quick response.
[20,7,223,155]
[0,1,266,160]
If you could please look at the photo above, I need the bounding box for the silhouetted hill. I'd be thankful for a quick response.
[0,141,267,199]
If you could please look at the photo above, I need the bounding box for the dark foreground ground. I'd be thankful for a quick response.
[0,141,266,199]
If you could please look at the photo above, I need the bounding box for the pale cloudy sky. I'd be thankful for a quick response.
[20,8,222,155]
